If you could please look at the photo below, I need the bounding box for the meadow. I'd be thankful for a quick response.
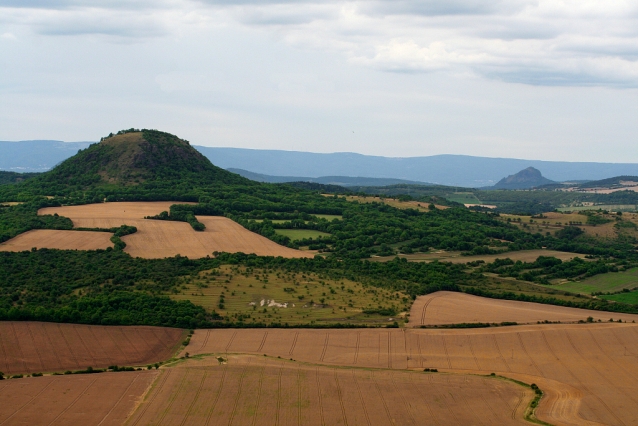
[169,265,411,326]
[551,267,638,294]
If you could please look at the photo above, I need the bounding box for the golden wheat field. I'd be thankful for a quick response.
[0,229,113,252]
[0,371,157,426]
[184,322,638,426]
[127,355,533,426]
[31,202,313,259]
[408,291,638,326]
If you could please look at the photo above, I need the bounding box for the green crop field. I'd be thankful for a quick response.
[558,205,638,212]
[445,192,482,204]
[551,268,638,294]
[274,229,331,241]
[169,265,410,325]
[601,291,638,305]
[312,214,342,220]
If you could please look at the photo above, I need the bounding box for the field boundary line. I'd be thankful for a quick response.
[275,361,284,426]
[564,330,638,409]
[315,367,325,426]
[250,363,266,426]
[296,366,302,426]
[541,331,623,426]
[87,327,109,367]
[257,331,268,352]
[460,391,486,426]
[0,380,54,425]
[467,335,481,370]
[0,325,11,374]
[389,370,417,425]
[10,323,28,372]
[333,369,349,426]
[351,370,371,426]
[116,327,144,362]
[149,328,171,352]
[415,333,423,368]
[370,371,394,424]
[353,332,360,365]
[179,370,209,426]
[491,335,512,372]
[204,364,228,426]
[25,323,45,371]
[155,369,189,425]
[73,325,98,368]
[97,374,141,426]
[420,295,441,326]
[408,371,440,425]
[227,358,252,426]
[387,332,392,369]
[199,330,211,352]
[289,331,299,356]
[516,333,544,377]
[319,333,329,362]
[129,369,173,426]
[47,376,98,426]
[58,324,81,368]
[225,331,237,353]
[441,335,452,369]
[131,328,155,356]
[105,328,129,362]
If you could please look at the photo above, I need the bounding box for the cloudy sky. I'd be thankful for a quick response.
[1,0,638,162]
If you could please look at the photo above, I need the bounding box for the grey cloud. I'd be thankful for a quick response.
[357,0,529,17]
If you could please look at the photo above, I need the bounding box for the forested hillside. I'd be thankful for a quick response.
[1,129,637,328]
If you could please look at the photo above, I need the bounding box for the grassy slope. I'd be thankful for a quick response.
[169,265,411,325]
[274,229,331,241]
[553,268,638,294]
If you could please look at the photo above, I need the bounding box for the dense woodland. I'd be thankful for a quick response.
[1,129,638,328]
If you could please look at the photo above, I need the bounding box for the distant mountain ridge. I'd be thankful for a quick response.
[493,167,555,189]
[3,141,638,187]
[228,168,430,186]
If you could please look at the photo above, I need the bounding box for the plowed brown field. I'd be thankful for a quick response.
[408,291,638,326]
[127,355,532,426]
[0,371,157,426]
[185,322,638,425]
[0,322,185,375]
[0,229,113,252]
[36,202,312,259]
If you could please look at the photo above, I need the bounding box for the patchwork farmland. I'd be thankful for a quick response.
[30,202,313,259]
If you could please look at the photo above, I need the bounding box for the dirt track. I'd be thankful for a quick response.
[128,355,531,426]
[0,229,113,252]
[0,371,157,426]
[184,323,638,426]
[0,322,185,374]
[408,291,638,326]
[36,202,312,259]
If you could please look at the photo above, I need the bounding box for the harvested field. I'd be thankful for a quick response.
[371,249,584,264]
[407,291,638,326]
[0,371,157,426]
[0,229,113,252]
[128,355,532,426]
[185,322,638,426]
[36,202,312,259]
[0,322,185,375]
[342,195,449,211]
